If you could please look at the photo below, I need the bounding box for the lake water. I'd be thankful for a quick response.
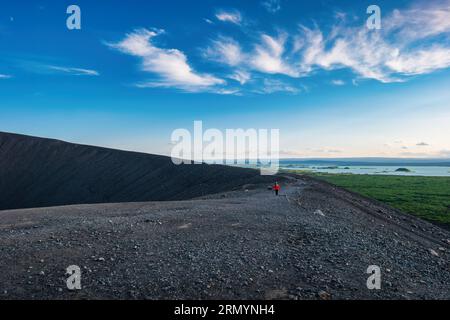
[280,165,450,177]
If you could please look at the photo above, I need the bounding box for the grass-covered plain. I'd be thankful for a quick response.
[297,172,450,225]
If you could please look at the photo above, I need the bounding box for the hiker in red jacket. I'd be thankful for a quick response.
[273,182,280,196]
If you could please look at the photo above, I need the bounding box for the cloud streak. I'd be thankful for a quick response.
[251,33,298,77]
[215,9,242,25]
[204,32,299,78]
[109,1,450,94]
[331,79,345,86]
[203,36,243,66]
[47,66,99,76]
[261,0,281,13]
[294,1,450,82]
[108,28,224,92]
[204,0,450,87]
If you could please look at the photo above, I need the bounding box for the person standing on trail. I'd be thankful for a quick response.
[273,182,280,196]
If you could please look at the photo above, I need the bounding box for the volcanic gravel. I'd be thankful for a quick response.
[0,175,449,300]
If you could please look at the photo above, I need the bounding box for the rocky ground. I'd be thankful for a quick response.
[0,175,449,300]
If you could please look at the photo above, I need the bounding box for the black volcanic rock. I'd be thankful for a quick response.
[0,132,276,210]
[395,168,412,172]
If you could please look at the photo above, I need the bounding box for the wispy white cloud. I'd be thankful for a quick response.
[229,70,251,85]
[202,33,304,93]
[384,2,450,41]
[203,36,243,66]
[47,66,99,76]
[109,1,450,95]
[215,88,241,95]
[256,78,300,94]
[204,0,450,85]
[215,9,242,25]
[295,1,450,82]
[251,33,298,77]
[331,79,345,86]
[107,28,224,92]
[204,32,298,77]
[261,0,281,13]
[385,46,450,76]
[0,74,12,79]
[296,25,401,83]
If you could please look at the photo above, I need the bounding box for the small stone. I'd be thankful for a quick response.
[318,290,331,300]
[314,209,325,217]
[98,257,105,262]
[429,249,439,257]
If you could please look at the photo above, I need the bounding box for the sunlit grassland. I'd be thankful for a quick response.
[288,171,450,225]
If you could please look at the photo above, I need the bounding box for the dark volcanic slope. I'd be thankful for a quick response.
[0,132,275,210]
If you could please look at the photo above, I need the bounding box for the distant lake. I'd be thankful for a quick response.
[280,164,450,177]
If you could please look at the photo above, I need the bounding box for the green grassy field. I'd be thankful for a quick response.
[300,172,450,225]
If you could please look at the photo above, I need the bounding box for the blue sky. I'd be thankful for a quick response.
[1,0,449,158]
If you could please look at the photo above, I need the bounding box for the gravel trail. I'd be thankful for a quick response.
[0,175,449,300]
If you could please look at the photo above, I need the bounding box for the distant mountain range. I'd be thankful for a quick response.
[280,158,450,167]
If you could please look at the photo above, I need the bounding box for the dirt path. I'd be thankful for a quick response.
[0,176,449,299]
